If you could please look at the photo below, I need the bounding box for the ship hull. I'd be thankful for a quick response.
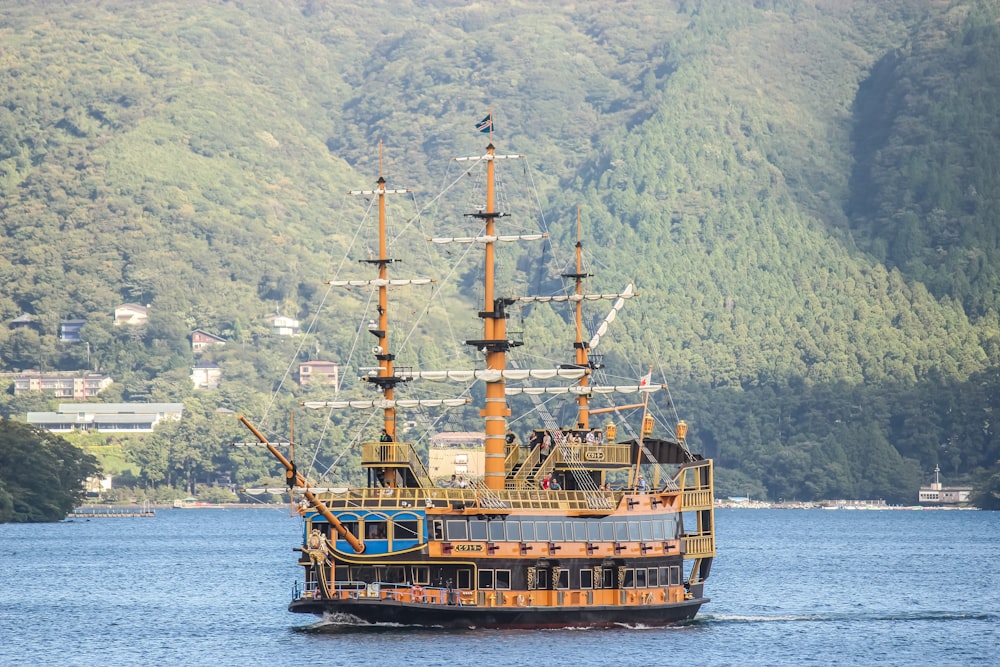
[289,596,707,629]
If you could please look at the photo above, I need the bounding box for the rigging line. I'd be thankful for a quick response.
[395,222,481,361]
[258,192,377,424]
[404,156,489,228]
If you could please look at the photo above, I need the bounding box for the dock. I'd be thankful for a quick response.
[68,505,156,519]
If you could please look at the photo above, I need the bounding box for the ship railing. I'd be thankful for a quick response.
[312,486,620,512]
[677,459,715,559]
[320,580,477,606]
[507,443,543,489]
[361,441,436,488]
[554,442,614,510]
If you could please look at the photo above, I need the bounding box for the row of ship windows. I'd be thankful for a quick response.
[479,566,684,591]
[331,516,680,544]
[334,565,683,590]
[432,517,679,543]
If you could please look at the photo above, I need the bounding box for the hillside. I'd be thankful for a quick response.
[0,0,998,503]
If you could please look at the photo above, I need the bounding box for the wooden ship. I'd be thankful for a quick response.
[240,123,715,628]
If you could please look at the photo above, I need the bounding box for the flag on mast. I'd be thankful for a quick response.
[475,113,493,133]
[638,371,652,388]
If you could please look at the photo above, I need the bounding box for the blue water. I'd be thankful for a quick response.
[1,508,997,666]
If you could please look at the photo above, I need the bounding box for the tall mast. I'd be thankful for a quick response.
[481,142,507,490]
[461,141,522,491]
[352,141,411,439]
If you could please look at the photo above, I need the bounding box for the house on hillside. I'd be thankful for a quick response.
[297,360,339,389]
[8,314,41,331]
[27,402,184,433]
[114,303,149,326]
[11,371,112,399]
[266,314,300,336]
[191,361,222,389]
[191,330,226,353]
[60,319,87,342]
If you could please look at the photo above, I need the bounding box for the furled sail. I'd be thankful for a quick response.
[429,234,547,244]
[589,282,635,349]
[408,368,587,382]
[327,278,435,287]
[302,398,470,410]
[505,384,665,396]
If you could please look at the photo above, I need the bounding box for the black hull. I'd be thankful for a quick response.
[289,597,707,629]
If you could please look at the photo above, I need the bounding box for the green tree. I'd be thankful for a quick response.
[0,418,100,522]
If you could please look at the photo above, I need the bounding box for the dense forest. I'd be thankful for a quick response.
[1,0,999,506]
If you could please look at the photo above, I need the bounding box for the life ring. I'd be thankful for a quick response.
[517,594,525,607]
[411,585,425,602]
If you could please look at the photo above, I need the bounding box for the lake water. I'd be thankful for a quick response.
[1,507,997,666]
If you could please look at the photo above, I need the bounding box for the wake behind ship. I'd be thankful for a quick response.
[240,120,715,629]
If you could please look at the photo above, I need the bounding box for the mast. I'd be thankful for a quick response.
[564,206,593,430]
[478,142,510,490]
[351,141,411,440]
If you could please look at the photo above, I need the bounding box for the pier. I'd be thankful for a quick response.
[68,505,156,519]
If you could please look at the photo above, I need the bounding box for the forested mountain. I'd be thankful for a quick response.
[1,0,998,504]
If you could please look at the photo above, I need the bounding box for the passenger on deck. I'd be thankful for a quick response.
[637,476,648,493]
[549,475,561,491]
[541,433,552,457]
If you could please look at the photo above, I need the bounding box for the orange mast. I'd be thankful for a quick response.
[479,142,511,491]
[354,141,411,440]
[565,206,593,430]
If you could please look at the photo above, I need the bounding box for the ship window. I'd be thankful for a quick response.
[479,570,494,589]
[587,521,601,542]
[580,569,594,589]
[628,521,641,541]
[446,520,468,541]
[431,520,445,541]
[495,570,512,590]
[335,566,349,582]
[535,521,550,542]
[573,521,587,541]
[536,569,549,590]
[457,569,472,589]
[670,566,681,586]
[340,521,359,541]
[380,566,406,583]
[488,521,506,542]
[564,522,576,541]
[665,516,677,538]
[365,520,388,540]
[351,566,376,582]
[635,568,646,588]
[602,568,614,589]
[614,521,628,541]
[640,521,653,541]
[549,522,564,541]
[469,519,488,541]
[623,569,635,588]
[521,521,536,542]
[600,521,614,542]
[556,569,569,590]
[393,520,419,541]
[651,520,664,541]
[659,567,669,586]
[647,568,659,587]
[412,566,430,585]
[506,521,521,542]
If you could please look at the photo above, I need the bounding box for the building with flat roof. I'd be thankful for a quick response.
[7,372,112,400]
[27,402,184,433]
